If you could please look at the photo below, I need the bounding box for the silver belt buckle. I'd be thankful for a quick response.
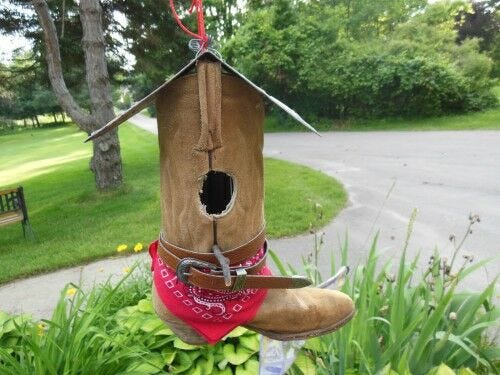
[231,268,248,291]
[176,258,218,285]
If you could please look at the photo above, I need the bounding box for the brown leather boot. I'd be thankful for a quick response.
[149,58,355,344]
[245,288,354,341]
[86,52,355,343]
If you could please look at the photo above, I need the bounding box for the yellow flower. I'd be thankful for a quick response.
[66,287,77,298]
[133,243,144,252]
[122,266,131,274]
[37,322,47,336]
[116,244,128,252]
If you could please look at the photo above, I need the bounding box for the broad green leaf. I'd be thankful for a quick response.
[115,305,138,321]
[457,369,477,375]
[212,367,233,375]
[193,356,214,374]
[168,351,192,373]
[217,358,229,370]
[161,348,176,365]
[428,364,455,375]
[235,358,259,375]
[137,299,155,313]
[239,334,259,352]
[304,337,325,352]
[188,350,202,362]
[456,279,497,334]
[154,326,174,336]
[140,317,166,333]
[376,364,399,375]
[173,337,200,350]
[294,353,316,375]
[125,353,164,374]
[224,326,249,338]
[223,343,254,365]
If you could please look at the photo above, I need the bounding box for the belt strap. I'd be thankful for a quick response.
[159,227,266,265]
[157,233,312,291]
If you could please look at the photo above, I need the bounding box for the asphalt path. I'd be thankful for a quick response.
[131,114,500,290]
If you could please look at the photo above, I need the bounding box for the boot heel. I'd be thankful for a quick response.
[152,285,208,345]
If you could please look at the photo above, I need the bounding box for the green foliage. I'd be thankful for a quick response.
[0,54,61,122]
[224,0,497,120]
[282,213,499,375]
[1,217,497,374]
[0,0,124,120]
[0,267,260,374]
[456,0,500,78]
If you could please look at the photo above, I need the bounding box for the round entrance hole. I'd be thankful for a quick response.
[199,171,235,215]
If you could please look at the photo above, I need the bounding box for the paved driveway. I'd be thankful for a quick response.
[132,114,499,290]
[264,131,500,290]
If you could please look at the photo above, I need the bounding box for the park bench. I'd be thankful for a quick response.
[0,186,34,239]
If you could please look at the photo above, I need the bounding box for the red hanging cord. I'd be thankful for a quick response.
[169,0,209,50]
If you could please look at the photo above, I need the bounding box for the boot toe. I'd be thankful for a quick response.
[321,290,355,327]
[246,287,355,340]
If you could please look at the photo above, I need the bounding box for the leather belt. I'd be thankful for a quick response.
[157,230,312,291]
[159,228,267,265]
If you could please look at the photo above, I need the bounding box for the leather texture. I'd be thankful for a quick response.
[245,288,355,340]
[153,59,355,344]
[156,60,265,253]
[157,238,312,291]
[159,227,266,265]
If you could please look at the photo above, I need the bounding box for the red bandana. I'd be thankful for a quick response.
[149,241,270,344]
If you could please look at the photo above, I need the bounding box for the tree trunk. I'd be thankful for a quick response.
[90,129,122,188]
[32,0,122,190]
[52,112,58,124]
[61,112,66,122]
[34,116,40,127]
[79,0,122,190]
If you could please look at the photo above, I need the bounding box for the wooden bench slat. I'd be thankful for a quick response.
[0,186,34,239]
[0,210,24,226]
[0,188,20,196]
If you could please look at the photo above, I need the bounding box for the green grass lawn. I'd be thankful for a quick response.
[265,106,500,132]
[0,124,346,284]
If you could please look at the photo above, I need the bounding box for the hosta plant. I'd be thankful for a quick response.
[0,266,260,374]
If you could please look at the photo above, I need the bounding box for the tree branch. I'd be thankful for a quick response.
[31,0,94,132]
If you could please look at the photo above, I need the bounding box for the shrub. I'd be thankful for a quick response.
[224,1,497,121]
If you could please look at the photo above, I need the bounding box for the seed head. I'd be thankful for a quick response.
[463,253,474,263]
[469,214,480,224]
[385,272,395,283]
[449,311,457,321]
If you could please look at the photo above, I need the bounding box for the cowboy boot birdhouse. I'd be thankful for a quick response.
[88,52,355,345]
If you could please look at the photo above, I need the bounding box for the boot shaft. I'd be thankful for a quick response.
[156,60,265,252]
